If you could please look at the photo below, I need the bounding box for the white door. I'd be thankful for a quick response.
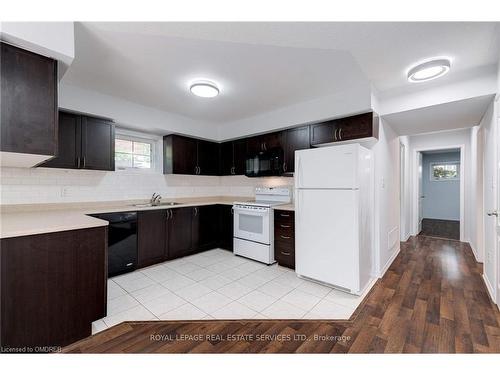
[483,100,498,304]
[418,152,424,233]
[295,144,359,189]
[295,189,359,293]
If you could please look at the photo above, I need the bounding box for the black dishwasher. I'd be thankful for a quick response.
[90,212,138,277]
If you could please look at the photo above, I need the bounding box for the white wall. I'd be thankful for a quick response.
[378,68,498,116]
[399,135,412,241]
[0,167,293,205]
[0,22,75,77]
[480,99,497,299]
[370,119,401,276]
[470,125,484,261]
[59,83,218,140]
[218,85,372,140]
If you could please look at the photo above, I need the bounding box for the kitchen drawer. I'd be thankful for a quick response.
[274,210,295,269]
[274,228,295,245]
[274,240,295,269]
[274,210,294,223]
[276,224,293,235]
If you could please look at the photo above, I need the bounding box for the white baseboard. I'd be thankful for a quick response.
[379,245,400,278]
[483,273,497,304]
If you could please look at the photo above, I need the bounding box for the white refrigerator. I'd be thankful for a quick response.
[294,143,374,295]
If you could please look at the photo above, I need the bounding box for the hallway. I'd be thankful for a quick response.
[63,236,500,353]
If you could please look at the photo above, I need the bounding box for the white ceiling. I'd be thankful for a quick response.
[382,94,494,136]
[61,22,500,127]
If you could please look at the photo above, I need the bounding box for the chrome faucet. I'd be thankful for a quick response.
[150,193,162,206]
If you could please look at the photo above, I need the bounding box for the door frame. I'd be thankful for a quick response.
[412,144,465,241]
[399,142,407,241]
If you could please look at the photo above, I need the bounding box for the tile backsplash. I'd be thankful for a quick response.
[0,167,293,205]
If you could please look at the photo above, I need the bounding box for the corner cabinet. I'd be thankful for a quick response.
[192,205,220,251]
[163,135,220,176]
[310,112,378,146]
[40,111,115,171]
[0,227,107,350]
[218,204,234,251]
[220,139,247,175]
[0,42,58,162]
[282,126,310,174]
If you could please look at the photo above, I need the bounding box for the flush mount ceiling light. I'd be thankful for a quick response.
[189,80,220,98]
[407,58,451,83]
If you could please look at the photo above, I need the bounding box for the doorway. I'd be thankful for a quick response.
[413,146,465,241]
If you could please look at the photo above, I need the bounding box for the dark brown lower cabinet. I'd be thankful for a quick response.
[274,210,295,269]
[0,227,107,351]
[192,205,220,252]
[218,204,234,251]
[167,207,193,259]
[138,210,167,268]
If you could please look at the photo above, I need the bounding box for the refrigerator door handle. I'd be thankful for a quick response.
[297,156,303,188]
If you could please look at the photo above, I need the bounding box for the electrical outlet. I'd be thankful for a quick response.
[61,187,69,197]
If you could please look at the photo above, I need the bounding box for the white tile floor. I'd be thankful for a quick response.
[92,249,375,334]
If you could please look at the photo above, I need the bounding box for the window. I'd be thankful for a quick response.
[430,161,460,181]
[115,137,154,170]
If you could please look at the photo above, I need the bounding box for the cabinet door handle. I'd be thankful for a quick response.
[82,156,86,168]
[280,235,291,239]
[231,166,235,175]
[283,162,287,172]
[280,251,291,256]
[334,128,338,141]
[339,128,342,140]
[77,157,81,168]
[280,224,291,228]
[280,213,290,217]
[194,207,198,216]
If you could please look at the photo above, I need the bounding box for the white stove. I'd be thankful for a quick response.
[233,187,292,264]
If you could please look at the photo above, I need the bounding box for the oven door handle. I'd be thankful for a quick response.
[233,207,269,216]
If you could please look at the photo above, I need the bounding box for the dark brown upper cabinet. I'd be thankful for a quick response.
[80,116,115,170]
[40,111,115,171]
[247,131,283,155]
[163,134,220,176]
[0,42,58,159]
[163,135,197,174]
[220,139,247,175]
[282,126,310,174]
[197,140,220,176]
[310,112,378,146]
[138,210,168,268]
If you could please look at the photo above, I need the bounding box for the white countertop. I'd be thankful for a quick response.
[0,196,251,239]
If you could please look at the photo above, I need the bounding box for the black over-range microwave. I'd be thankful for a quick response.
[245,147,284,177]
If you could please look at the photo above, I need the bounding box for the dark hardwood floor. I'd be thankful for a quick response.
[62,236,500,353]
[420,218,460,240]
